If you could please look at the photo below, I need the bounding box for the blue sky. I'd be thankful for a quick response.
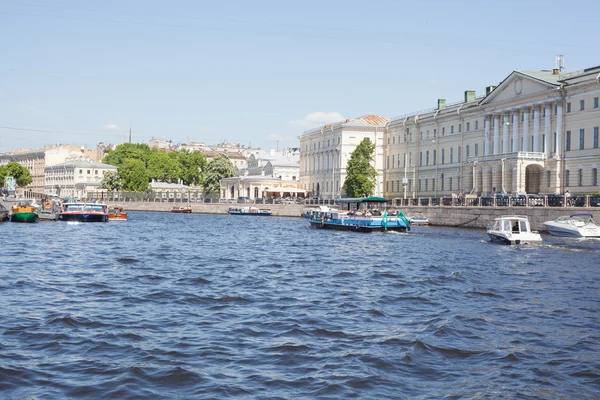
[1,0,599,153]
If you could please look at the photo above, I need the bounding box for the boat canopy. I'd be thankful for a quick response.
[339,197,389,204]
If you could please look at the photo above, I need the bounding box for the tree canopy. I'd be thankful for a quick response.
[119,159,149,192]
[203,154,236,197]
[100,170,123,191]
[342,138,377,198]
[0,161,33,188]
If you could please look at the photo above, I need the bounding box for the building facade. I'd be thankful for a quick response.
[384,64,600,200]
[0,149,46,197]
[44,157,118,199]
[299,115,389,199]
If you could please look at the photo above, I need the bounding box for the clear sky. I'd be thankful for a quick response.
[1,0,599,153]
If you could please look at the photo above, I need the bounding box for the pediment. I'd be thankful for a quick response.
[481,71,559,106]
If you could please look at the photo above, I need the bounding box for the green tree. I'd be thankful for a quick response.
[119,159,149,191]
[0,161,33,187]
[103,143,152,168]
[342,138,377,197]
[100,170,123,191]
[176,150,207,186]
[147,151,181,182]
[203,154,236,198]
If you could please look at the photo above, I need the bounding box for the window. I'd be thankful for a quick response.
[450,148,454,164]
[458,147,461,162]
[433,150,436,165]
[567,102,571,113]
[595,97,599,108]
[419,152,423,167]
[458,124,462,133]
[565,170,570,187]
[466,122,470,132]
[79,169,82,174]
[425,179,428,192]
[580,99,585,111]
[594,127,599,149]
[449,177,453,191]
[420,131,423,140]
[475,120,479,130]
[566,131,571,151]
[579,169,583,186]
[386,156,389,169]
[593,168,598,186]
[426,151,430,166]
[441,149,445,164]
[466,144,470,158]
[392,136,395,144]
[546,170,551,187]
[451,125,454,134]
[580,129,585,150]
[442,127,445,136]
[433,129,437,137]
[474,143,479,156]
[553,132,557,153]
[392,155,395,168]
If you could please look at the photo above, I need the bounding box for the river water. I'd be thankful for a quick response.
[1,212,599,399]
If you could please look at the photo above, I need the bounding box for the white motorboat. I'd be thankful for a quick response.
[301,205,338,218]
[409,214,429,225]
[487,215,542,245]
[543,213,600,238]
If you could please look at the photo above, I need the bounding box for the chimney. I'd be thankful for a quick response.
[437,99,446,109]
[552,68,559,75]
[464,90,476,102]
[485,86,496,96]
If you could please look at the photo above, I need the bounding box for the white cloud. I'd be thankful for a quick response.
[290,111,345,128]
[103,124,121,131]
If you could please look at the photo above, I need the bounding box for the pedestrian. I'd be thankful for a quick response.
[565,190,572,206]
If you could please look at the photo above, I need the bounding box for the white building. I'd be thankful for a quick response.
[44,157,118,199]
[299,115,390,199]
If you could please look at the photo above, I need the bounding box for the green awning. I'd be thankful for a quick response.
[361,196,388,202]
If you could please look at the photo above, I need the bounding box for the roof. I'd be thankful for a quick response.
[47,158,117,169]
[304,114,390,135]
[516,70,562,85]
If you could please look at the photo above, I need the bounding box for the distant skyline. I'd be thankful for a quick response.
[1,0,599,153]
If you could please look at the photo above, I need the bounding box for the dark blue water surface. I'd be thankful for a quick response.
[1,212,599,399]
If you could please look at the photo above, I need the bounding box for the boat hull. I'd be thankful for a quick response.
[543,222,600,238]
[10,212,38,223]
[38,211,59,221]
[310,220,408,233]
[59,213,108,222]
[487,232,542,245]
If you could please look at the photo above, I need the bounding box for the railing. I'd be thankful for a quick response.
[467,151,546,163]
[394,194,600,208]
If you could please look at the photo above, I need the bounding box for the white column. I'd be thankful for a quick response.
[533,105,540,152]
[556,102,563,157]
[493,115,500,154]
[484,116,490,156]
[512,110,519,152]
[544,103,551,157]
[522,107,530,152]
[502,113,509,153]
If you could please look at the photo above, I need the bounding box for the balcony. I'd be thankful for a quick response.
[467,151,546,163]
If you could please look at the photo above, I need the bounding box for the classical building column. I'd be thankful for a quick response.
[522,107,530,152]
[493,115,500,154]
[544,102,552,156]
[484,116,490,156]
[512,110,519,152]
[502,113,510,153]
[556,102,563,158]
[533,105,541,152]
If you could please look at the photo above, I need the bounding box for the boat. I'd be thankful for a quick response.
[108,205,128,221]
[0,203,8,221]
[301,205,338,218]
[487,215,542,245]
[10,201,39,223]
[37,200,60,221]
[59,202,109,222]
[309,197,410,233]
[543,213,600,237]
[409,213,429,225]
[171,205,192,213]
[228,206,272,216]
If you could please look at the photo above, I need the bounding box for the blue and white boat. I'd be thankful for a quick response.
[308,197,410,233]
[228,206,272,216]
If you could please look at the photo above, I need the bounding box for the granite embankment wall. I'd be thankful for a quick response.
[125,202,305,218]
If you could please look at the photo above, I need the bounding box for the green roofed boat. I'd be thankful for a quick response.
[10,202,39,223]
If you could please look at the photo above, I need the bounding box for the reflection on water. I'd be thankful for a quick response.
[1,213,599,398]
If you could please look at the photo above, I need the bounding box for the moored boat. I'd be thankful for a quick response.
[301,205,338,218]
[37,200,60,221]
[487,215,542,245]
[409,213,429,226]
[108,205,128,221]
[0,203,8,221]
[309,197,410,233]
[228,206,272,216]
[543,213,600,237]
[59,202,109,222]
[171,205,192,213]
[10,202,38,223]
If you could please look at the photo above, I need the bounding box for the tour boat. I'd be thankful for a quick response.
[171,205,192,213]
[10,202,38,223]
[59,202,109,222]
[301,205,338,218]
[543,213,600,238]
[228,206,272,216]
[309,197,410,233]
[487,215,542,245]
[108,205,128,221]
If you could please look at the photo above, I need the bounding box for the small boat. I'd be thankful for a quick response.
[10,202,39,223]
[543,213,600,237]
[37,200,60,221]
[228,206,272,216]
[108,205,128,221]
[309,197,410,233]
[487,215,542,245]
[409,213,429,225]
[59,202,109,222]
[301,205,338,218]
[171,205,192,213]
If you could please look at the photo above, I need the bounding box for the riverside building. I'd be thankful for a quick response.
[385,60,600,201]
